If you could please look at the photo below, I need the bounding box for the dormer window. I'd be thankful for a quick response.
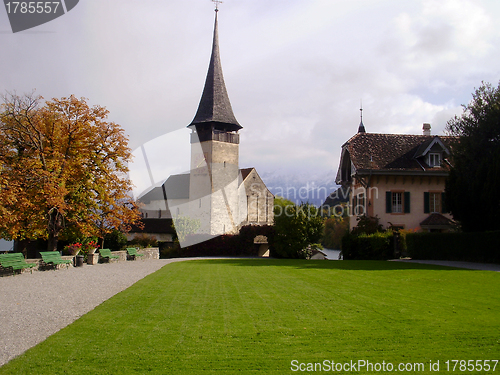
[428,153,441,167]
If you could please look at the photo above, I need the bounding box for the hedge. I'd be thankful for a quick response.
[161,225,274,258]
[406,231,500,263]
[342,231,396,260]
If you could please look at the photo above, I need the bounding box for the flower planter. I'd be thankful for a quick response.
[87,253,99,265]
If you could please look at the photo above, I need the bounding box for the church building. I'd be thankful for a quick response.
[136,8,273,246]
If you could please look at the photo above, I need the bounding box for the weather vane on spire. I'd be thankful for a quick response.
[212,0,223,11]
[360,99,363,122]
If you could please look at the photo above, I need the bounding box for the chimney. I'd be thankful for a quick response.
[423,123,431,136]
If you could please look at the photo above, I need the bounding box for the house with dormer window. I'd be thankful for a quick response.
[336,120,457,232]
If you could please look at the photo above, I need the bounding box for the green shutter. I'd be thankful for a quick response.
[404,192,411,213]
[424,192,430,214]
[386,191,392,213]
[441,192,448,213]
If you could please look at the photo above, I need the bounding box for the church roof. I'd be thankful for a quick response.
[188,10,242,132]
[138,168,257,203]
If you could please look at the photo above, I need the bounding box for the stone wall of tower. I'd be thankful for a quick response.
[189,134,240,235]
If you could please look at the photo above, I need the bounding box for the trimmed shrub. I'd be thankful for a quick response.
[351,215,383,236]
[342,231,395,260]
[129,233,158,248]
[164,225,274,258]
[406,231,500,263]
[103,230,128,252]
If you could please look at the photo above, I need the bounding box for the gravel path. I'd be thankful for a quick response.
[0,258,188,367]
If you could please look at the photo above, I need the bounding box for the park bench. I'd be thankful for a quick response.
[126,247,144,260]
[99,248,119,262]
[39,251,72,269]
[0,253,36,274]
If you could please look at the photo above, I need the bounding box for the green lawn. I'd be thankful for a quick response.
[1,259,499,374]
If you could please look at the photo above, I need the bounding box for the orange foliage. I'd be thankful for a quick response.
[0,92,142,250]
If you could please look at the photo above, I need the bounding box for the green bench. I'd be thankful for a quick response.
[99,248,119,262]
[0,253,36,274]
[40,251,72,269]
[126,247,144,260]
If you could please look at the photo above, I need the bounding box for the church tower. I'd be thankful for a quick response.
[187,7,242,235]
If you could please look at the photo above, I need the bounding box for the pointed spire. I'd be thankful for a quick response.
[188,9,242,132]
[358,100,366,133]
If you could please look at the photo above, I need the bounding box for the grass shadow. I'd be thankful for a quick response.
[167,257,474,271]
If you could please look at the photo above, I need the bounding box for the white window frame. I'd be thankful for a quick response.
[429,192,441,213]
[392,192,403,213]
[428,153,441,167]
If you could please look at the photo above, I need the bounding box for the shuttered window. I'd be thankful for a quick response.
[429,192,441,213]
[386,191,410,214]
[392,192,403,213]
[353,193,365,216]
[424,192,448,214]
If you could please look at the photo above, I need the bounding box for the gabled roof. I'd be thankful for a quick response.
[420,213,453,227]
[164,173,190,200]
[138,168,259,204]
[137,173,191,203]
[188,10,241,132]
[413,136,451,159]
[337,133,456,179]
[240,167,254,181]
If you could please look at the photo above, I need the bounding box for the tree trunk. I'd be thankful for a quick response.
[47,209,63,252]
[47,232,58,252]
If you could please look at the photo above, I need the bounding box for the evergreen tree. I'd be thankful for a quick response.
[445,81,500,232]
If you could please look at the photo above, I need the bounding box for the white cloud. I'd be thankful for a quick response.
[1,0,500,182]
[391,0,496,73]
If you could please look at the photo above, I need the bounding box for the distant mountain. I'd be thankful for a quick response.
[259,170,341,207]
[322,186,350,207]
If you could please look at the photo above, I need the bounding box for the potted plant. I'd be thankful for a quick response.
[64,239,100,266]
[64,242,84,267]
[84,240,100,265]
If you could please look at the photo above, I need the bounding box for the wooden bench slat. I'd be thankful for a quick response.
[99,249,120,259]
[0,253,36,272]
[126,248,144,259]
[39,251,72,266]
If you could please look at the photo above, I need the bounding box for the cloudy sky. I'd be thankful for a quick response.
[2,0,500,194]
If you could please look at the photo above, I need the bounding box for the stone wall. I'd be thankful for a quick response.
[1,248,160,276]
[137,248,160,259]
[0,256,74,276]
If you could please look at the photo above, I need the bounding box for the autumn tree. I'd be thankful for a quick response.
[445,81,500,232]
[0,92,142,251]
